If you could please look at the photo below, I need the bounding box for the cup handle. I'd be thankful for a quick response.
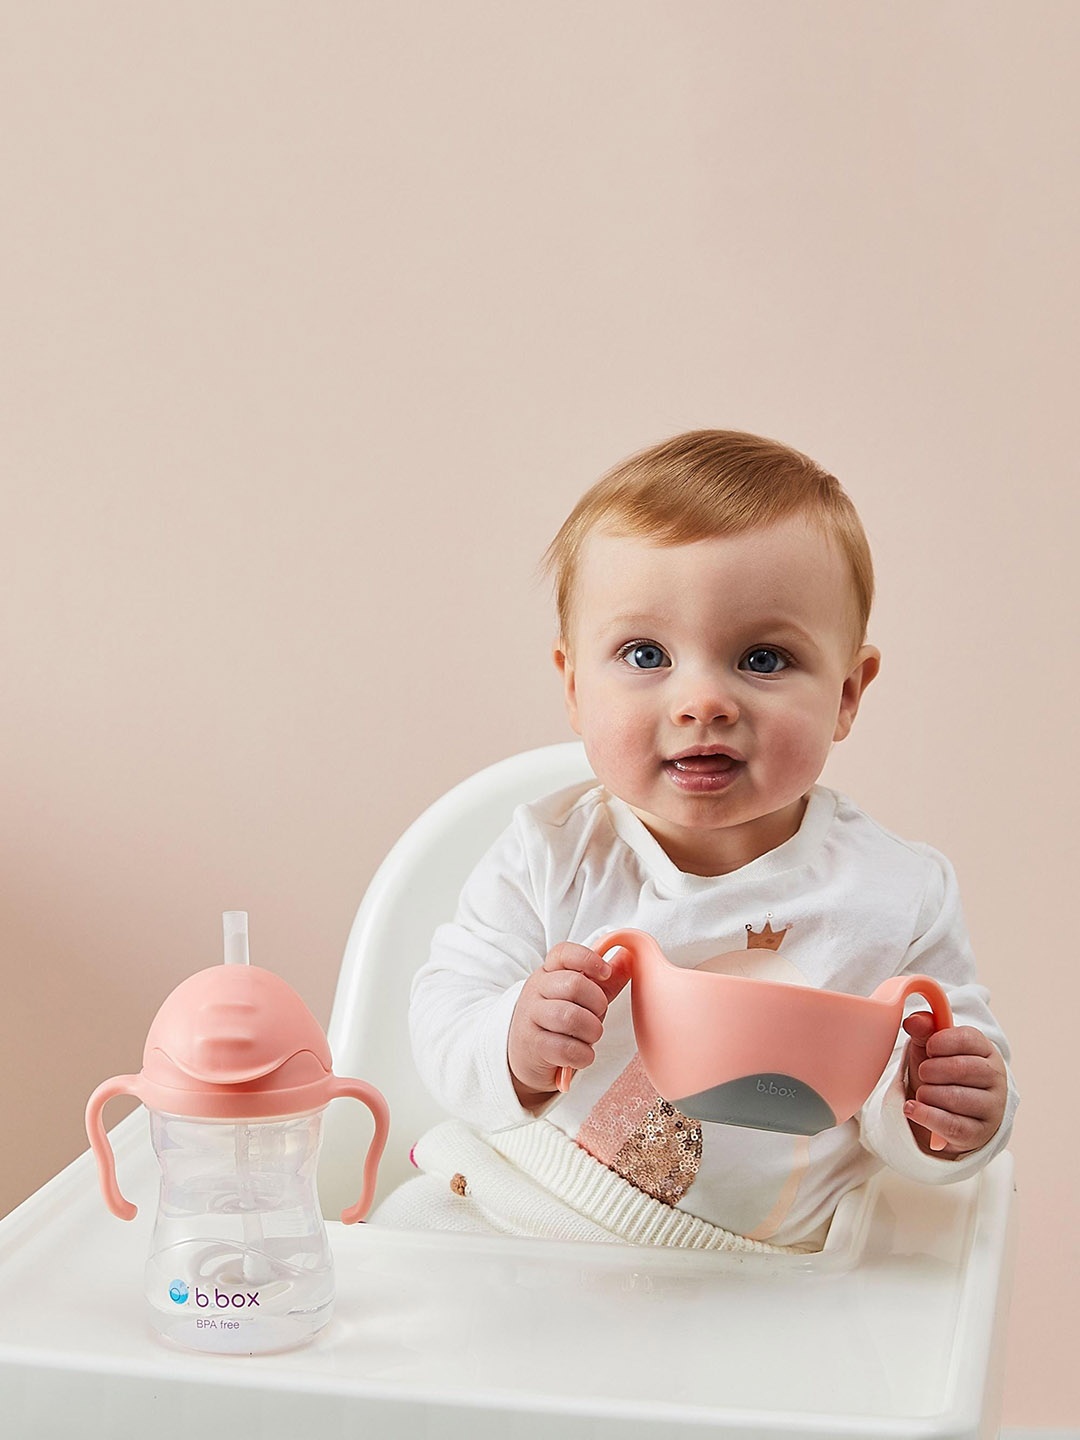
[325,1077,391,1224]
[85,1076,143,1220]
[880,974,954,1152]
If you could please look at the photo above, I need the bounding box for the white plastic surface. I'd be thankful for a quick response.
[0,743,1017,1438]
[0,1121,1016,1438]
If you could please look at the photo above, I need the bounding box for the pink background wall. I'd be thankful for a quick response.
[1,3,1075,1425]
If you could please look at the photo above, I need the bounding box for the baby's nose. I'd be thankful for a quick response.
[673,675,739,725]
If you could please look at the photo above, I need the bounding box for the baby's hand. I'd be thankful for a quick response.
[508,943,628,1108]
[901,1014,1008,1157]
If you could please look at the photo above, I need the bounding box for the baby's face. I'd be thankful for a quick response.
[555,516,880,875]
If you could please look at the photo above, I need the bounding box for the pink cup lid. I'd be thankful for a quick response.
[132,962,340,1121]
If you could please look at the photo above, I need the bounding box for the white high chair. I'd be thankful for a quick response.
[0,742,1016,1439]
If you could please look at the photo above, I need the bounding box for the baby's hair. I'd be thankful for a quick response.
[542,430,874,656]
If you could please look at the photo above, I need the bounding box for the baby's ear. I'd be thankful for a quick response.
[833,644,880,742]
[553,642,581,733]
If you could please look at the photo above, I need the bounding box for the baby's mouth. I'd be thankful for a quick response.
[664,752,742,776]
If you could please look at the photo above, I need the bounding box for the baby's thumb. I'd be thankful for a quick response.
[902,1012,934,1094]
[902,1011,936,1045]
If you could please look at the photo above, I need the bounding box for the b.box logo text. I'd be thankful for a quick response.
[194,1287,260,1309]
[756,1079,798,1099]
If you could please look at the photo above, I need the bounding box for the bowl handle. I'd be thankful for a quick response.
[554,930,641,1094]
[874,974,954,1151]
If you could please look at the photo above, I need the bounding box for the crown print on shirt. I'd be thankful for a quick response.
[745,917,790,950]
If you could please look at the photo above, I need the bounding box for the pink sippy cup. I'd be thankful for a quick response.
[85,912,389,1355]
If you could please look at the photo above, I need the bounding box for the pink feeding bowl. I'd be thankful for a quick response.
[558,929,952,1145]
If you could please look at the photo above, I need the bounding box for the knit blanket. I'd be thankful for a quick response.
[369,1118,809,1254]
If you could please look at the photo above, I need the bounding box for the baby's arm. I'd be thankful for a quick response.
[507,943,629,1107]
[901,1013,1009,1158]
[859,845,1017,1182]
[411,802,616,1131]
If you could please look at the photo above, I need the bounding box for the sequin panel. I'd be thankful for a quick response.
[611,1098,703,1204]
[577,1053,658,1165]
[577,1052,703,1204]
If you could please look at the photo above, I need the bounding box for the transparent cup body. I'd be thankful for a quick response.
[144,1108,333,1354]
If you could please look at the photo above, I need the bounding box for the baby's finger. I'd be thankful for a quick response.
[902,1012,937,1044]
[537,1030,597,1074]
[591,941,633,1002]
[913,1081,1001,1124]
[539,967,611,1021]
[922,1026,996,1060]
[903,1097,985,1153]
[916,1051,1002,1091]
[543,942,612,984]
[533,997,604,1049]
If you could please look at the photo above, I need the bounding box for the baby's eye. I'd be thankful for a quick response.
[618,641,672,671]
[741,647,790,674]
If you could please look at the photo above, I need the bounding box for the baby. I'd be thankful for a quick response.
[377,430,1017,1251]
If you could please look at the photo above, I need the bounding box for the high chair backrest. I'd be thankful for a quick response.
[319,742,593,1215]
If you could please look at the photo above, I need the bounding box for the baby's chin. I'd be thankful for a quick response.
[627,791,811,865]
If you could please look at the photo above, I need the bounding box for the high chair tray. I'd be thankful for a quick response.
[0,1113,1014,1440]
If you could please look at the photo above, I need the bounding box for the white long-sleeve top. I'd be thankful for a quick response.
[410,782,1018,1248]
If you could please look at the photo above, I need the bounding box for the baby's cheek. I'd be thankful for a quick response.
[767,721,832,784]
[580,711,648,788]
